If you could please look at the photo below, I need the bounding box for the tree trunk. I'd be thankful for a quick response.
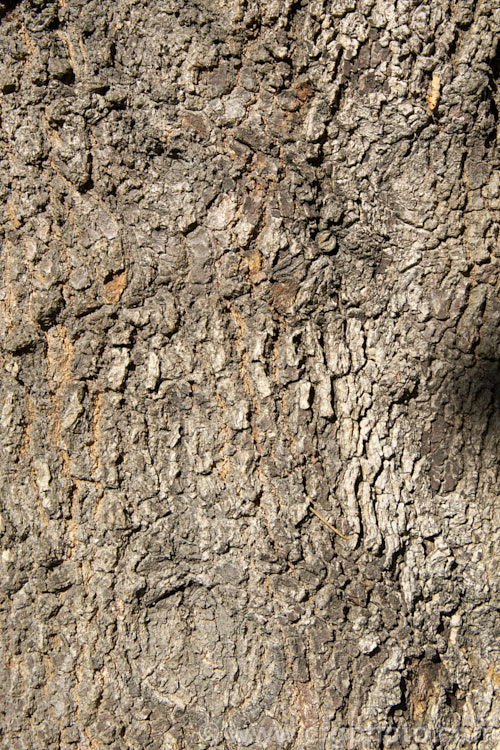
[0,0,499,748]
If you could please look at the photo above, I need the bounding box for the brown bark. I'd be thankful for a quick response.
[0,0,499,748]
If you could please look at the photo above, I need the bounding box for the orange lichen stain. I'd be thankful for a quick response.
[104,270,127,303]
[427,73,441,110]
[18,23,36,57]
[487,664,500,687]
[245,250,262,280]
[19,392,35,458]
[88,391,105,491]
[6,198,20,230]
[228,302,246,340]
[296,81,313,102]
[215,459,230,482]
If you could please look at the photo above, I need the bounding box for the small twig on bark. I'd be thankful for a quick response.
[310,506,348,540]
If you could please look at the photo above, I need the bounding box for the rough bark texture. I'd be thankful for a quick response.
[0,0,499,748]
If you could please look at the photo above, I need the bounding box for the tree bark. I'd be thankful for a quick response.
[0,0,499,748]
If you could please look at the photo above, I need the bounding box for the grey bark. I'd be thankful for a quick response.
[0,0,499,748]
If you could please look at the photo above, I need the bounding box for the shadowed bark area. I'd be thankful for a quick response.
[0,0,499,748]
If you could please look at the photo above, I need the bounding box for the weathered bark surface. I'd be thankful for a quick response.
[0,0,499,748]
